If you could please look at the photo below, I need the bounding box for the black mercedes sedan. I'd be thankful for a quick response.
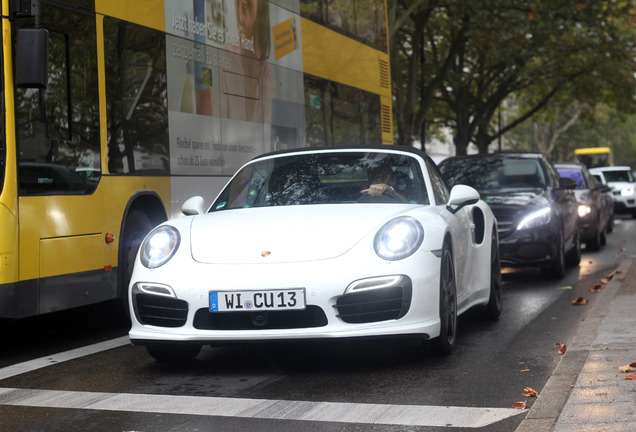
[439,153,580,278]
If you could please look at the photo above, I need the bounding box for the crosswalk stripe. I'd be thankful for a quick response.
[0,337,525,428]
[0,336,130,380]
[0,387,524,428]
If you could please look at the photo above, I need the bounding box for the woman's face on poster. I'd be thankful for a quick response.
[238,0,258,33]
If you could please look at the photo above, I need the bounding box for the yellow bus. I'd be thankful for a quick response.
[574,147,613,169]
[0,0,392,319]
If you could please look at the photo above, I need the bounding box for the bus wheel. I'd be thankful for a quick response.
[119,210,154,321]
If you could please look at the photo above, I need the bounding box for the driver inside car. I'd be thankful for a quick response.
[361,166,409,203]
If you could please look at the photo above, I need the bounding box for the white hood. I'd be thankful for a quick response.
[189,205,410,264]
[607,181,636,191]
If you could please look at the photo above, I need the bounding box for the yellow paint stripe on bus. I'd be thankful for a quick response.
[1,0,18,213]
[301,18,390,99]
[95,0,165,31]
[95,15,110,174]
[1,1,19,285]
[40,235,103,278]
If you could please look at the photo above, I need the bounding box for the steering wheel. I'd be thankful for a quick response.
[356,189,403,203]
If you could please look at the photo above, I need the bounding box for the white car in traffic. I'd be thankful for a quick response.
[128,146,502,361]
[590,166,636,218]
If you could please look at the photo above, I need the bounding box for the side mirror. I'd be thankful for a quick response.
[594,183,611,193]
[558,177,577,190]
[181,196,205,216]
[16,28,48,88]
[447,185,480,213]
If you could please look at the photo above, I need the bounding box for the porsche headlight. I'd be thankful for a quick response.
[517,207,551,230]
[374,217,424,261]
[621,187,634,196]
[578,205,592,218]
[140,225,180,268]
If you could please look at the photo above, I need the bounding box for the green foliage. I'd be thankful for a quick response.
[391,0,636,157]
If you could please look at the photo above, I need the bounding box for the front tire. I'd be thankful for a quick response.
[586,220,602,251]
[600,223,607,246]
[484,229,502,320]
[542,231,566,279]
[566,229,581,266]
[433,241,458,355]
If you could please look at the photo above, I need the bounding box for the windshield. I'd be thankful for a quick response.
[440,157,547,193]
[603,170,634,183]
[556,168,587,189]
[575,152,610,169]
[211,152,428,210]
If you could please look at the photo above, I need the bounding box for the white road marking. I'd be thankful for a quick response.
[0,338,525,428]
[0,387,524,428]
[0,336,130,380]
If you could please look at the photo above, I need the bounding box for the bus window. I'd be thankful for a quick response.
[14,4,100,195]
[304,76,382,147]
[300,0,387,51]
[574,147,612,169]
[103,18,169,175]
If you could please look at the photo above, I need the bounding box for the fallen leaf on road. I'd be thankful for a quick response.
[619,365,635,373]
[556,343,567,355]
[620,248,626,252]
[572,297,589,305]
[619,276,625,281]
[590,284,603,292]
[513,401,528,409]
[523,387,539,397]
[520,369,530,373]
[606,269,621,279]
[624,374,636,380]
[600,278,610,284]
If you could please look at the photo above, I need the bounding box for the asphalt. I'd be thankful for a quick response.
[516,258,636,431]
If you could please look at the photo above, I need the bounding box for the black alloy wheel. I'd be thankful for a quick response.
[542,230,566,279]
[484,228,503,320]
[566,229,581,266]
[587,220,602,251]
[434,240,458,355]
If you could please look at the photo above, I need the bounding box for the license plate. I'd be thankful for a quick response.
[209,289,306,312]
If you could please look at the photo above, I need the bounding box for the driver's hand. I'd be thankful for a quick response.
[361,183,392,196]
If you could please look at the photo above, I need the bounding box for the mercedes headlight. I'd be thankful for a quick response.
[517,207,551,230]
[577,205,592,218]
[140,225,180,268]
[621,187,634,196]
[374,217,424,260]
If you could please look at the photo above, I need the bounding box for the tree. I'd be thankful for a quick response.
[388,0,437,146]
[390,1,636,156]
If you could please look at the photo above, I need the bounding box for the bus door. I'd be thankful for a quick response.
[13,2,110,315]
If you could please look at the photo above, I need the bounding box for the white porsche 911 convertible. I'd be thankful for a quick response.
[128,146,502,361]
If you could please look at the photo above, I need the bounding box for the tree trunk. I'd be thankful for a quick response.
[475,128,493,154]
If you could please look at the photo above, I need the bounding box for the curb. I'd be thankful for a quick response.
[515,259,634,431]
